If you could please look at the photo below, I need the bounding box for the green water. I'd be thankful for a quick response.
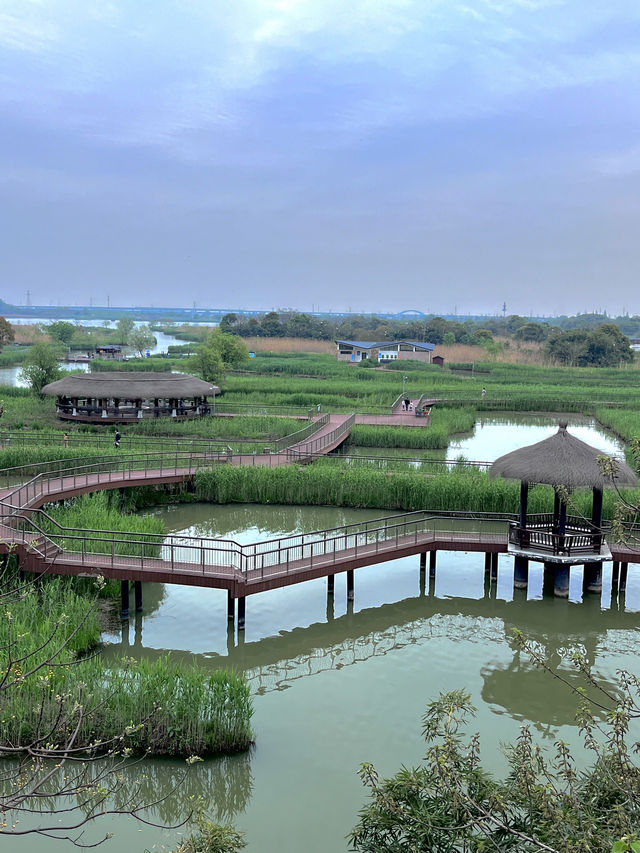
[59,500,638,853]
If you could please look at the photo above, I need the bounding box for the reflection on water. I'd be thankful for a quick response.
[449,413,624,461]
[85,504,640,853]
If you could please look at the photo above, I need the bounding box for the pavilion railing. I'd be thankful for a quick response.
[508,521,604,556]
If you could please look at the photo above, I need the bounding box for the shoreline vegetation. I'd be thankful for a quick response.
[2,491,254,759]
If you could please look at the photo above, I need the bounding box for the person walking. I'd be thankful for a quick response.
[62,432,69,448]
[114,429,121,449]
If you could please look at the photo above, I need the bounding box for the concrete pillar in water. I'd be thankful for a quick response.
[347,569,355,601]
[327,574,335,596]
[514,555,529,589]
[227,590,235,622]
[419,552,426,572]
[484,552,491,573]
[134,580,143,612]
[620,562,629,592]
[120,580,130,618]
[582,563,602,594]
[429,550,437,578]
[553,565,570,598]
[237,596,246,631]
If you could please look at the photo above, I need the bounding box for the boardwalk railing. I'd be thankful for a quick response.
[271,414,329,452]
[0,504,508,581]
[286,414,355,462]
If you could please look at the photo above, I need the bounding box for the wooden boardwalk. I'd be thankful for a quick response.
[1,409,639,625]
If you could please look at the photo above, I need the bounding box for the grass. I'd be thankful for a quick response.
[38,491,166,558]
[0,494,253,757]
[193,462,634,518]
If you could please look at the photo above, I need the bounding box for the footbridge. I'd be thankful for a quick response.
[0,413,638,628]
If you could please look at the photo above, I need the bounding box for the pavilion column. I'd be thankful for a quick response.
[519,481,529,529]
[591,487,603,528]
[552,490,561,534]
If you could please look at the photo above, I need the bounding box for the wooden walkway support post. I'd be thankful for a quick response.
[120,580,130,618]
[429,551,437,578]
[484,552,491,573]
[327,574,335,596]
[490,552,498,581]
[419,552,426,573]
[347,569,354,601]
[227,591,235,622]
[134,580,143,612]
[237,596,246,630]
[620,562,629,592]
[611,560,620,590]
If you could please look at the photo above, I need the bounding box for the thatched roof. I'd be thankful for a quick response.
[490,423,637,489]
[42,372,219,398]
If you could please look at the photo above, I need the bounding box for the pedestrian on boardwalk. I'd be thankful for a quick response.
[481,387,486,398]
[401,400,406,411]
[63,432,69,448]
[114,429,121,449]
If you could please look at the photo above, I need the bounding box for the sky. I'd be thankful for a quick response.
[1,1,640,316]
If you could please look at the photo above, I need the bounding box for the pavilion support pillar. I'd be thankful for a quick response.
[237,596,246,631]
[134,580,143,612]
[484,552,491,573]
[429,551,437,578]
[227,591,235,622]
[582,563,602,594]
[120,580,130,618]
[490,552,499,581]
[519,481,529,529]
[591,487,603,529]
[347,569,355,601]
[553,564,570,598]
[620,562,629,592]
[514,555,529,589]
[327,574,335,596]
[612,560,620,590]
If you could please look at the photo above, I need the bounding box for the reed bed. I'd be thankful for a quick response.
[349,408,476,450]
[38,491,166,558]
[193,463,632,518]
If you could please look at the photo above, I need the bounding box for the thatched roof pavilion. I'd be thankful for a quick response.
[490,422,637,557]
[42,372,220,424]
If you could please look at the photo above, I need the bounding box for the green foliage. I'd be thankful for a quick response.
[19,342,63,394]
[0,316,15,348]
[172,814,247,852]
[128,324,156,356]
[48,320,76,344]
[116,315,135,344]
[544,324,634,367]
[190,329,250,385]
[349,651,640,852]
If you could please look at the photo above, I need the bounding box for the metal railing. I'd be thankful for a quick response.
[271,414,329,452]
[0,504,509,581]
[286,415,355,461]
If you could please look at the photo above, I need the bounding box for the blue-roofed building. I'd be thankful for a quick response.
[335,339,435,364]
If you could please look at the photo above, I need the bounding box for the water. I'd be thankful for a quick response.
[68,501,640,853]
[448,413,624,461]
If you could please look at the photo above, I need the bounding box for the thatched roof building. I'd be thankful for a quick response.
[490,422,637,490]
[42,371,219,424]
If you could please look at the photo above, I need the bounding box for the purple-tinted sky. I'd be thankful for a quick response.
[1,1,640,315]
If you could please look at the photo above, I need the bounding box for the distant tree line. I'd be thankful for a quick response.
[218,311,636,365]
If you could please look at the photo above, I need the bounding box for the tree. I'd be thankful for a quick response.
[349,639,640,852]
[190,329,249,385]
[0,316,15,349]
[116,316,135,345]
[19,342,62,394]
[128,325,156,357]
[48,320,76,345]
